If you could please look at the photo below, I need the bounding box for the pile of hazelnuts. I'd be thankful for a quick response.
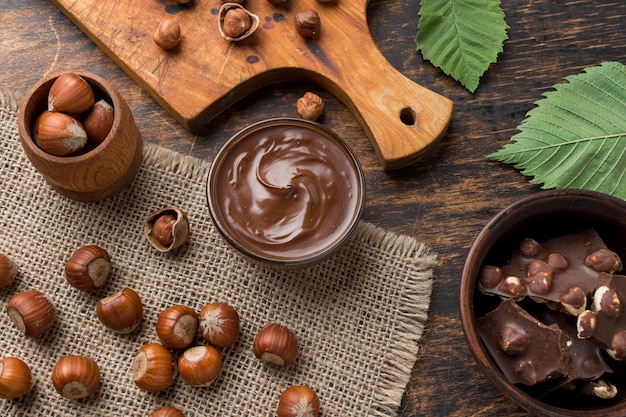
[34,72,114,157]
[0,207,320,417]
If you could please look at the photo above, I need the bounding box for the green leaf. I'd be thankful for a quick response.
[416,0,508,92]
[486,61,626,199]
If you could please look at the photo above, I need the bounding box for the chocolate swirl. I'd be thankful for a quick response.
[212,124,362,260]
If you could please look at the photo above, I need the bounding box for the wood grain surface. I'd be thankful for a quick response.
[2,0,626,415]
[49,0,453,170]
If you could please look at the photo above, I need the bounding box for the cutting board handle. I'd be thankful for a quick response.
[323,59,453,171]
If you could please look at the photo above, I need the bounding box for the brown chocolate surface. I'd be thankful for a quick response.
[533,308,612,380]
[480,229,612,303]
[476,299,575,386]
[210,122,362,260]
[579,273,626,360]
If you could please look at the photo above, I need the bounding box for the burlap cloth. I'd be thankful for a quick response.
[0,89,436,416]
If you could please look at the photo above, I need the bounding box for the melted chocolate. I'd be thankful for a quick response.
[210,123,362,261]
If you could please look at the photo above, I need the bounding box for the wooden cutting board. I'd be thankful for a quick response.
[50,0,453,170]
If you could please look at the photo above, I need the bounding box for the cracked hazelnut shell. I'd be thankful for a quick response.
[218,3,259,41]
[144,207,190,252]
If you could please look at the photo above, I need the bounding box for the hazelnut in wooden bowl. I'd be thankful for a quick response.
[18,71,143,202]
[460,189,626,417]
[207,118,365,269]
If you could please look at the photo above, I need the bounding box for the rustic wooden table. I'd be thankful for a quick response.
[2,0,625,415]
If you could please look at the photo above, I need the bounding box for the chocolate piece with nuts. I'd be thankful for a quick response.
[476,299,576,386]
[578,273,626,360]
[479,229,619,308]
[534,308,612,381]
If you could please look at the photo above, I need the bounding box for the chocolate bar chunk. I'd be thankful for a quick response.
[534,308,612,380]
[477,299,576,386]
[578,273,626,360]
[479,229,621,310]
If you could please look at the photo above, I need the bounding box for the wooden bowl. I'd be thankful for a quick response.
[460,189,626,417]
[207,118,365,269]
[18,71,142,202]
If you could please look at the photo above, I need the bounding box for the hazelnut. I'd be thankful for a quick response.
[296,92,325,121]
[48,72,95,114]
[519,238,541,258]
[295,10,321,38]
[498,324,527,356]
[546,252,568,270]
[153,18,181,50]
[156,305,199,350]
[218,4,259,41]
[609,330,626,361]
[577,310,597,338]
[527,271,552,295]
[222,8,251,38]
[83,99,114,145]
[585,249,623,273]
[144,207,190,252]
[513,359,538,385]
[477,265,502,291]
[593,286,622,319]
[149,406,186,417]
[96,287,143,333]
[560,286,587,316]
[34,110,88,156]
[526,260,553,279]
[497,276,526,299]
[253,323,298,366]
[586,379,618,399]
[277,385,320,417]
[132,343,175,392]
[198,302,240,348]
[6,290,56,337]
[0,252,18,289]
[51,355,100,399]
[178,345,222,387]
[64,245,112,291]
[0,357,34,399]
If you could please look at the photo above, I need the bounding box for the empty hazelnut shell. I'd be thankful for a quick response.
[144,207,190,252]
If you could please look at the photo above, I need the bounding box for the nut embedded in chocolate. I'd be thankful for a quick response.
[527,260,554,279]
[610,330,626,360]
[577,310,597,339]
[546,252,569,271]
[528,272,553,295]
[519,238,541,258]
[594,286,622,319]
[498,324,528,356]
[478,265,503,291]
[560,286,586,309]
[586,248,623,273]
[497,276,526,298]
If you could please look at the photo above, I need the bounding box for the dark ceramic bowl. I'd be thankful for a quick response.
[207,118,365,269]
[460,189,626,417]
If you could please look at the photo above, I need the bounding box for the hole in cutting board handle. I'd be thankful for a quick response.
[399,107,417,126]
